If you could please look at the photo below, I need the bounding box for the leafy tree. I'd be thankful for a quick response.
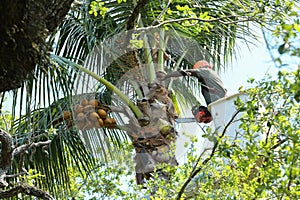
[0,0,299,199]
[62,69,299,199]
[0,0,73,92]
[262,1,300,101]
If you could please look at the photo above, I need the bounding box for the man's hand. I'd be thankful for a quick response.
[183,70,192,76]
[192,105,213,123]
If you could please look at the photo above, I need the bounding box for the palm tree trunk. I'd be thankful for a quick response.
[129,72,179,185]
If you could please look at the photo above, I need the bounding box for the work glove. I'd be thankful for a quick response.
[191,105,212,123]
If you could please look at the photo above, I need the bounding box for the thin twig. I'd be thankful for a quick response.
[5,171,27,178]
[0,184,54,200]
[0,113,9,131]
[271,138,289,150]
[1,129,51,188]
[137,15,254,31]
[126,0,150,30]
[151,0,172,26]
[190,147,213,175]
[176,110,240,200]
[12,140,51,158]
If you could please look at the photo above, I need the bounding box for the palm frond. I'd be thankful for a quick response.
[51,53,132,156]
[4,63,93,194]
[138,0,270,70]
[3,0,292,197]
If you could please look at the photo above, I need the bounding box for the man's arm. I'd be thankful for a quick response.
[164,70,188,79]
[164,69,198,79]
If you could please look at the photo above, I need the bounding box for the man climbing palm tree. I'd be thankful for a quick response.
[164,60,227,123]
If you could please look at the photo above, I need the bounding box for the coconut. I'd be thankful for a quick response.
[94,118,104,128]
[104,117,113,125]
[83,105,94,113]
[88,112,99,121]
[93,120,100,128]
[74,104,83,113]
[89,99,99,107]
[76,121,85,130]
[80,99,89,106]
[62,111,71,120]
[98,118,104,127]
[110,118,116,124]
[104,118,116,128]
[76,112,85,121]
[83,120,93,130]
[97,109,107,119]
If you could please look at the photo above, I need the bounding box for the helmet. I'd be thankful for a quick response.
[193,60,212,69]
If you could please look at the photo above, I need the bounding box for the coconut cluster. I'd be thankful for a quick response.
[63,98,116,130]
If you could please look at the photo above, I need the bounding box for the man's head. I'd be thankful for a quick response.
[193,60,212,69]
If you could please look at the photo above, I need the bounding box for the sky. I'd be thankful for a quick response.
[221,30,299,95]
[220,37,276,95]
[175,29,300,163]
[1,40,275,110]
[2,26,297,162]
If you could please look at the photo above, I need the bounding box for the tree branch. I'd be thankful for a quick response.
[0,184,54,200]
[126,0,149,30]
[5,171,27,179]
[12,140,51,158]
[0,129,13,187]
[136,15,254,31]
[176,110,241,200]
[1,129,51,188]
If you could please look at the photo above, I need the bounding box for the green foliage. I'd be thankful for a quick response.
[60,141,139,199]
[89,0,108,17]
[84,164,135,199]
[232,70,299,199]
[142,0,297,68]
[270,2,300,102]
[22,169,46,187]
[68,70,299,199]
[117,0,127,4]
[2,0,299,199]
[291,69,300,102]
[0,110,13,131]
[273,2,300,58]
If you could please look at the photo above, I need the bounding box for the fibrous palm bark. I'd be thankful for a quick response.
[127,72,178,184]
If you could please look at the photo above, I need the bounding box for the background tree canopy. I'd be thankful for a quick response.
[0,0,299,199]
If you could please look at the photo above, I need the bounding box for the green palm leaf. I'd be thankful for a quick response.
[6,64,97,194]
[2,0,294,198]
